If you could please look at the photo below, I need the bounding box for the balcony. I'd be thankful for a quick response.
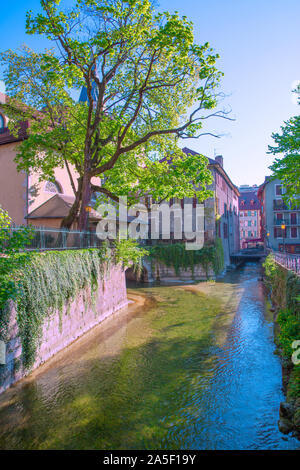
[273,199,300,211]
[273,199,289,210]
[274,218,291,226]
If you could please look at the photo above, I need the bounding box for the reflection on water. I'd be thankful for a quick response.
[0,263,298,450]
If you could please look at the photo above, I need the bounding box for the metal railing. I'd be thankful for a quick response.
[273,252,300,275]
[273,200,300,211]
[10,226,104,251]
[273,218,299,226]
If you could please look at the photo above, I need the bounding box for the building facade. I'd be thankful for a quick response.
[258,177,300,253]
[182,148,240,266]
[0,92,101,229]
[238,187,261,248]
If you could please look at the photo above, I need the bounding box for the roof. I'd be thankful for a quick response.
[26,194,101,221]
[0,92,29,145]
[257,176,272,200]
[181,147,240,196]
[239,190,260,210]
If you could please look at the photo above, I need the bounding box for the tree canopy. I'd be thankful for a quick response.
[268,87,300,206]
[1,0,229,230]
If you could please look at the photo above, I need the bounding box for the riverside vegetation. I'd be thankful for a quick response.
[263,254,300,437]
[147,237,224,278]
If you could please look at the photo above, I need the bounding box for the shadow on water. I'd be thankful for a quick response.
[0,262,298,450]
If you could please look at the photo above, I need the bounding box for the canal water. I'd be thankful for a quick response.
[0,262,299,450]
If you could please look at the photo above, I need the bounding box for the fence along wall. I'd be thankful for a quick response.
[0,264,128,395]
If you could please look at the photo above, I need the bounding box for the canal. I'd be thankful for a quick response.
[0,262,299,450]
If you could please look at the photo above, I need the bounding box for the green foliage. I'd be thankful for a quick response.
[263,253,277,280]
[0,0,225,229]
[263,253,300,400]
[263,254,287,308]
[0,245,130,369]
[0,206,34,256]
[277,309,300,359]
[287,366,300,400]
[147,239,224,278]
[212,237,224,275]
[114,239,147,274]
[0,206,35,341]
[268,87,300,207]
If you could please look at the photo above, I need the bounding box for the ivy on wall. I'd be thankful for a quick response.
[147,238,224,278]
[0,239,145,370]
[263,254,300,401]
[0,248,111,368]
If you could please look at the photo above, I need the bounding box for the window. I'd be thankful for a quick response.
[0,114,4,129]
[291,213,297,225]
[276,213,283,222]
[275,184,283,197]
[248,231,251,237]
[291,227,297,238]
[223,222,228,239]
[248,220,251,227]
[248,211,251,216]
[274,227,286,238]
[44,180,63,194]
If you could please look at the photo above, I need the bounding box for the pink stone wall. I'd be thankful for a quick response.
[0,265,128,395]
[153,261,215,281]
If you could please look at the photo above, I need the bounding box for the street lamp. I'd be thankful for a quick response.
[266,231,270,249]
[281,224,286,253]
[85,205,92,233]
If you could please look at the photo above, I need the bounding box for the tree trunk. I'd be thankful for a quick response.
[78,172,92,231]
[60,178,83,229]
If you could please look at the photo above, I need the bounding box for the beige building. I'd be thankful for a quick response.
[0,92,100,229]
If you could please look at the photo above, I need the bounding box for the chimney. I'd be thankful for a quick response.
[215,155,223,167]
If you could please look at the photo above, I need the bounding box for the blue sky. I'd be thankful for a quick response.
[0,0,299,187]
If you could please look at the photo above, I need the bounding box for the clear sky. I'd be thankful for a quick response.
[0,0,299,187]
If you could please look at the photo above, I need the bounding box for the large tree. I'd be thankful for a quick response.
[1,0,229,230]
[268,87,300,207]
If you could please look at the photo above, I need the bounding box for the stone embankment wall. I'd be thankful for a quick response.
[151,262,215,281]
[0,265,127,395]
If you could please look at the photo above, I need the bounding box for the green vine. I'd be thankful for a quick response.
[0,248,111,369]
[0,237,146,369]
[263,254,300,400]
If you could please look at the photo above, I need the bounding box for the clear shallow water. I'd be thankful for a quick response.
[0,262,298,450]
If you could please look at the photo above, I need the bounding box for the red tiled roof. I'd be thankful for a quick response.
[239,190,261,210]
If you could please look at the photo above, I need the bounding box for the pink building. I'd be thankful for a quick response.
[161,148,240,267]
[0,92,101,229]
[238,187,262,249]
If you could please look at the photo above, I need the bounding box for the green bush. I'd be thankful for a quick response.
[277,308,300,359]
[263,254,300,400]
